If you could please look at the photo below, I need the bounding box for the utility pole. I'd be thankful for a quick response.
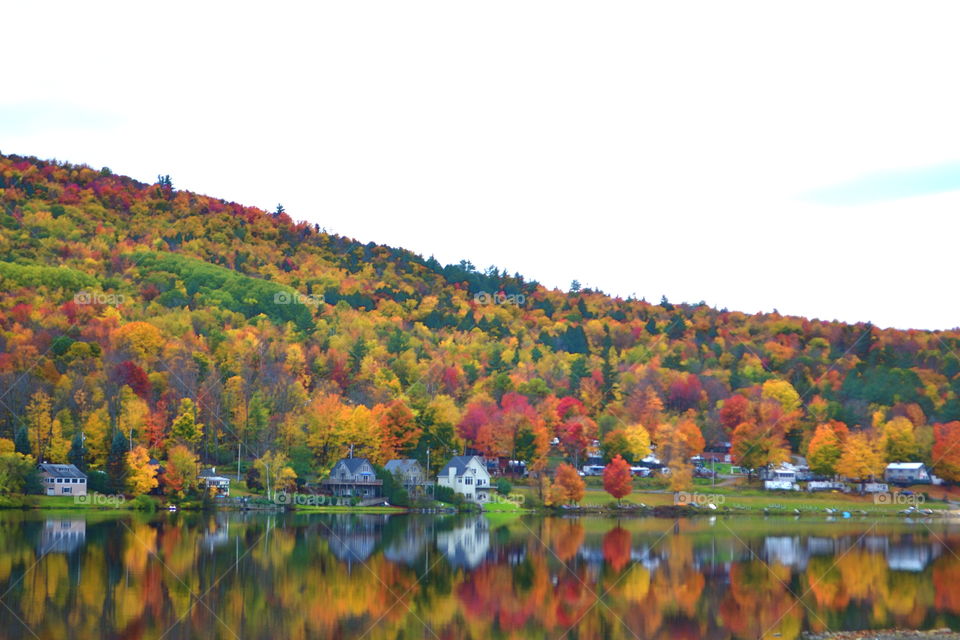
[237,440,242,483]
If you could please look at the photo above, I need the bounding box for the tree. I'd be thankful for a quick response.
[719,395,750,434]
[107,430,129,493]
[553,463,585,505]
[163,445,199,498]
[25,391,52,462]
[881,416,919,462]
[254,450,297,500]
[731,420,790,481]
[932,421,960,482]
[603,455,632,505]
[125,445,158,496]
[836,432,884,481]
[0,451,37,495]
[14,427,30,455]
[375,400,421,460]
[170,398,204,448]
[68,431,87,472]
[806,423,842,476]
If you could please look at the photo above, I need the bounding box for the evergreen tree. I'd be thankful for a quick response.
[14,426,30,455]
[107,430,129,493]
[68,431,87,472]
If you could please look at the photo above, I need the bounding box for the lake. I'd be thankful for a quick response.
[0,511,958,639]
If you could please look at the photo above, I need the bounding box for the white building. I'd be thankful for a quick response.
[884,462,930,484]
[38,463,87,496]
[437,455,491,503]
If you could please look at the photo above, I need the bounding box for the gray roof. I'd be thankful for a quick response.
[439,455,480,476]
[385,459,422,474]
[38,463,86,479]
[199,468,230,481]
[335,457,374,474]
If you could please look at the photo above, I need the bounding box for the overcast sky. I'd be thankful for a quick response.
[3,2,959,330]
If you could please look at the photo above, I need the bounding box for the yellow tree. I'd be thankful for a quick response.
[254,450,297,500]
[125,446,158,496]
[881,416,919,463]
[836,433,884,481]
[807,423,842,476]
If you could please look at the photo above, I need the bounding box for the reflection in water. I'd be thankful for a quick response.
[0,512,959,639]
[39,518,86,554]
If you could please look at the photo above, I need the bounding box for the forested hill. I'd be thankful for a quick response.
[1,152,958,481]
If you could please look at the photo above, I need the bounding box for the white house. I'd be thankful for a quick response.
[198,467,231,496]
[437,455,491,502]
[763,463,800,491]
[884,462,931,485]
[384,458,429,495]
[38,463,87,496]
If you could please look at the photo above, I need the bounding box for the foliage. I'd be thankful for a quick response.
[125,445,158,496]
[495,478,512,496]
[0,151,957,492]
[552,463,585,505]
[602,455,632,504]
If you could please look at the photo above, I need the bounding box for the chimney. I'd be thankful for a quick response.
[212,467,216,474]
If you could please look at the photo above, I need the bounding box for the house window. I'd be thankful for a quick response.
[63,487,71,494]
[465,478,473,485]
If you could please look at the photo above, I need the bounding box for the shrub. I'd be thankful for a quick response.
[132,494,158,512]
[434,485,460,504]
[496,478,513,496]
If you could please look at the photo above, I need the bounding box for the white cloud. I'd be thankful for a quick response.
[2,1,958,329]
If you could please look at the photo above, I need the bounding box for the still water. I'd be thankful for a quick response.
[0,511,958,639]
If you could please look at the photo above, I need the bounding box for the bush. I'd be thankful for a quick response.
[132,495,158,512]
[434,485,461,504]
[496,478,513,496]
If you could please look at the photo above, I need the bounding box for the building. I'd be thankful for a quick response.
[763,463,800,491]
[322,457,383,498]
[198,467,231,496]
[884,462,931,485]
[38,463,87,496]
[384,459,429,495]
[437,455,491,503]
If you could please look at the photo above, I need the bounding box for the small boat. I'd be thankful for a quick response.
[167,505,178,512]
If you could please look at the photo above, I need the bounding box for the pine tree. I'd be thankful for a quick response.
[14,426,30,455]
[68,431,87,472]
[107,430,129,493]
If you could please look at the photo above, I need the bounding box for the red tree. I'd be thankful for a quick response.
[603,455,632,505]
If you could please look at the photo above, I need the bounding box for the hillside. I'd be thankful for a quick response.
[1,152,959,484]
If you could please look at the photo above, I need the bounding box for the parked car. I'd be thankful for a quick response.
[630,466,652,478]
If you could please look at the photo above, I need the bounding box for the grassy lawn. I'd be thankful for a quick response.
[513,482,954,515]
[31,493,132,510]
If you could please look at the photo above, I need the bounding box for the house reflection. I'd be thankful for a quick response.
[39,519,86,554]
[322,514,389,564]
[437,516,490,569]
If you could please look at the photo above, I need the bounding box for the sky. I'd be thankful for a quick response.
[2,1,959,331]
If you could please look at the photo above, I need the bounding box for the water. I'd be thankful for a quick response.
[0,511,958,639]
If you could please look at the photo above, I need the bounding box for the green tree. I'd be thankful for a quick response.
[171,398,204,448]
[107,430,129,493]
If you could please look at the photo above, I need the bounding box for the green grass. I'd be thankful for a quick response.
[511,484,955,515]
[31,493,131,510]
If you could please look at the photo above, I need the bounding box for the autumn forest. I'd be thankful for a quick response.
[1,152,960,494]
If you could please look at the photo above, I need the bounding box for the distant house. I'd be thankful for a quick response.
[762,463,800,491]
[437,455,491,503]
[884,462,931,485]
[322,457,383,498]
[198,467,231,496]
[384,459,429,495]
[38,463,87,496]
